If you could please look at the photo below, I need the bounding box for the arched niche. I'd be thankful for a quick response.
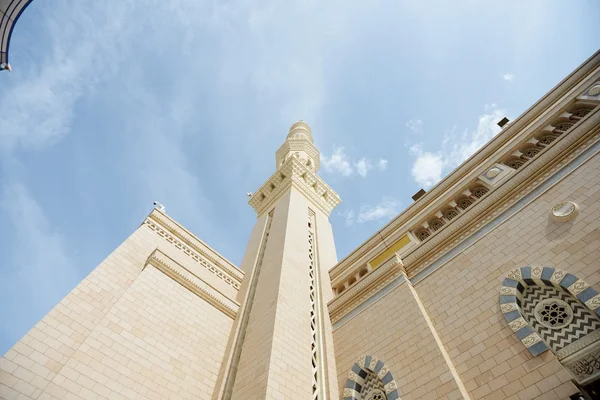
[343,355,400,400]
[500,266,600,386]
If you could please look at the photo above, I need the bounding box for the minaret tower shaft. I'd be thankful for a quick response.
[214,122,341,399]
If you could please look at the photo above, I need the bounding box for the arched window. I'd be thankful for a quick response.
[415,229,430,241]
[471,186,489,199]
[537,135,558,146]
[505,158,526,170]
[457,198,473,210]
[442,208,460,221]
[520,146,541,160]
[429,218,445,232]
[500,266,600,386]
[343,356,399,400]
[553,122,574,133]
[569,108,592,120]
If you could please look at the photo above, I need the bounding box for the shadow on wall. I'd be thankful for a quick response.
[544,215,576,241]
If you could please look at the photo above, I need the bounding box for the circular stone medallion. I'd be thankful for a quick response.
[485,167,502,179]
[550,201,579,222]
[588,84,600,96]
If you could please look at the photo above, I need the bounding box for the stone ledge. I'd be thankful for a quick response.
[404,110,600,277]
[145,249,239,319]
[249,157,341,217]
[145,211,243,288]
[330,52,600,277]
[328,254,404,324]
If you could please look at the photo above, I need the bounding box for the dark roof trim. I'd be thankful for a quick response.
[1,0,34,69]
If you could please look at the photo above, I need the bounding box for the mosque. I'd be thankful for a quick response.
[1,51,600,400]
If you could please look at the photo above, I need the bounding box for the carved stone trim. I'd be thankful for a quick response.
[328,255,404,323]
[569,279,590,296]
[404,112,600,276]
[144,215,242,289]
[550,201,580,222]
[145,249,239,319]
[331,54,600,275]
[343,356,400,400]
[146,210,242,280]
[500,266,600,357]
[561,340,600,385]
[249,157,341,217]
[275,138,320,172]
[508,317,528,331]
[557,329,600,360]
[586,294,600,311]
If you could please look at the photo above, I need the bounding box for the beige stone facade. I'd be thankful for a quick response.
[2,52,600,400]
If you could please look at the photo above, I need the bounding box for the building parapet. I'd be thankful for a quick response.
[248,156,341,217]
[328,254,405,325]
[405,108,600,277]
[329,50,600,295]
[144,209,243,287]
[145,249,239,318]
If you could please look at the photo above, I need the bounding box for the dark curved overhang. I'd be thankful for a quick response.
[1,0,34,71]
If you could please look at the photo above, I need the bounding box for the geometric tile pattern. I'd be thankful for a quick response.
[520,285,600,354]
[534,299,571,328]
[343,355,400,400]
[308,213,320,400]
[500,266,600,357]
[360,370,385,398]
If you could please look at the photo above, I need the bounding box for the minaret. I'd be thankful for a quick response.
[214,122,341,399]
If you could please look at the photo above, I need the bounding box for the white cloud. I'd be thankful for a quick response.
[322,147,354,176]
[409,145,444,188]
[355,158,370,177]
[357,198,401,223]
[341,198,401,225]
[322,148,388,178]
[408,106,505,188]
[0,1,134,155]
[406,118,424,133]
[503,73,514,81]
[339,209,355,226]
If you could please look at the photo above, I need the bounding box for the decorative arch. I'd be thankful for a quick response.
[1,0,35,71]
[500,266,600,356]
[343,355,400,400]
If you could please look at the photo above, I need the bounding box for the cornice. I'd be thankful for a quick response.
[275,139,321,172]
[560,339,600,385]
[144,211,243,285]
[328,254,405,324]
[249,157,341,217]
[329,234,388,283]
[557,329,600,360]
[404,110,600,277]
[330,51,600,275]
[145,249,239,319]
[329,233,417,285]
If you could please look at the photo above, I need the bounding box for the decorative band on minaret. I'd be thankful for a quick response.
[222,122,341,398]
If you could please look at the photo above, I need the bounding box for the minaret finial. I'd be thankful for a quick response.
[286,121,313,143]
[276,121,320,172]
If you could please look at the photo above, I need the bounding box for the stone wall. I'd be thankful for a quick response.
[333,280,462,400]
[0,211,239,400]
[332,147,599,400]
[414,150,600,400]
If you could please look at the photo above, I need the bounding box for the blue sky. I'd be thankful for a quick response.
[1,0,599,354]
